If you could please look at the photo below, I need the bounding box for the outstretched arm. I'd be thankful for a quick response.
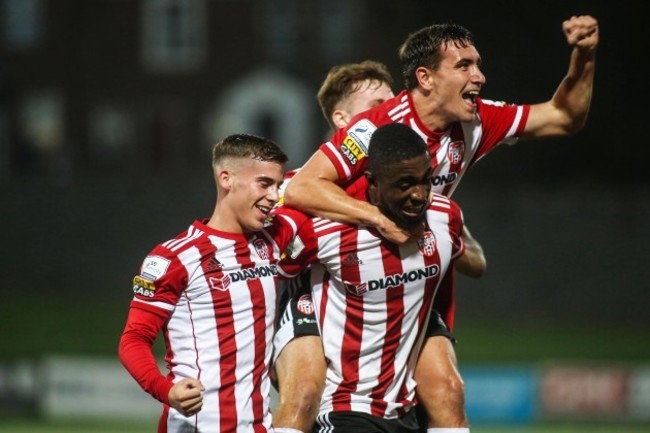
[523,15,599,139]
[284,150,411,244]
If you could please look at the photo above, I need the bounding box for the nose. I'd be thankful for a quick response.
[411,185,429,203]
[470,66,486,84]
[267,185,280,202]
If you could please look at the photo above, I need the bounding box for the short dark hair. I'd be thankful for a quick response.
[367,123,429,173]
[398,23,475,91]
[212,133,288,167]
[317,60,394,130]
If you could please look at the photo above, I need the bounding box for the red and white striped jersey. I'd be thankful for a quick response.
[278,195,464,419]
[320,90,530,197]
[122,213,303,433]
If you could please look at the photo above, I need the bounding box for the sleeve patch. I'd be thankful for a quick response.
[346,119,377,153]
[133,275,156,298]
[340,136,367,166]
[286,235,305,259]
[141,255,171,280]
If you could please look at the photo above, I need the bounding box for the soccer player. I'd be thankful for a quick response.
[118,134,306,433]
[284,15,598,243]
[278,123,467,433]
[282,16,598,433]
[272,60,485,433]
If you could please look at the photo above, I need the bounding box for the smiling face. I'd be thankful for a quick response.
[218,157,285,233]
[427,42,485,126]
[367,153,432,231]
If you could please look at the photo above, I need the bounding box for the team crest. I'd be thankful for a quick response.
[253,238,270,260]
[418,231,437,257]
[296,294,315,315]
[447,140,465,165]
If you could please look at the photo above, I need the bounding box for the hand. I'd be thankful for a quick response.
[374,213,420,244]
[563,15,599,51]
[168,378,204,417]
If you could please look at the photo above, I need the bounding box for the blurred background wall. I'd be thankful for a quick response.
[2,0,648,326]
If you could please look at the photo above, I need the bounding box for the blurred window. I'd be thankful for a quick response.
[2,0,43,49]
[141,0,206,73]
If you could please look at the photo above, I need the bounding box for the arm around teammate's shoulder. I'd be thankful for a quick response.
[284,150,411,244]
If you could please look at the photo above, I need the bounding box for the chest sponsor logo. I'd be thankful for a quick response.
[208,265,278,291]
[418,231,437,257]
[133,275,156,298]
[141,255,171,280]
[340,136,366,166]
[343,281,368,296]
[209,274,231,291]
[431,171,457,186]
[343,264,440,296]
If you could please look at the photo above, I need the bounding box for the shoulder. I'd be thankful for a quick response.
[428,195,462,222]
[147,221,206,259]
[476,97,529,121]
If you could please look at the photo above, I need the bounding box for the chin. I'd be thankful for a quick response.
[243,221,264,233]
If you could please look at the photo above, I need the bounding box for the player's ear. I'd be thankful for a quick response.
[332,109,350,130]
[415,66,434,90]
[365,171,380,205]
[365,171,377,186]
[217,169,233,190]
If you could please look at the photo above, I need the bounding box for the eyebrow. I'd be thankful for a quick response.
[257,175,282,185]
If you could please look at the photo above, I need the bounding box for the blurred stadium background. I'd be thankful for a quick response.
[1,0,649,431]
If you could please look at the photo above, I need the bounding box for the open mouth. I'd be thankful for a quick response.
[462,90,479,105]
[256,205,272,217]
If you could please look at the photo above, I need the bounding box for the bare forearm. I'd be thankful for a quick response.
[522,16,598,140]
[454,225,486,278]
[284,177,381,226]
[551,47,596,133]
[454,242,486,278]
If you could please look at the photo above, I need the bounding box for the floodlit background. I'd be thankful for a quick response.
[1,0,649,431]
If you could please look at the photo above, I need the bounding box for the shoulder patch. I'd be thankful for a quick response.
[346,119,377,153]
[286,235,305,259]
[141,255,171,280]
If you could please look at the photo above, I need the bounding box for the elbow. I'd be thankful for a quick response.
[474,255,487,278]
[473,259,487,278]
[465,263,486,279]
[117,332,132,365]
[455,255,487,279]
[565,117,587,135]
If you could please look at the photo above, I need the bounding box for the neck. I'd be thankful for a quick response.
[410,89,448,132]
